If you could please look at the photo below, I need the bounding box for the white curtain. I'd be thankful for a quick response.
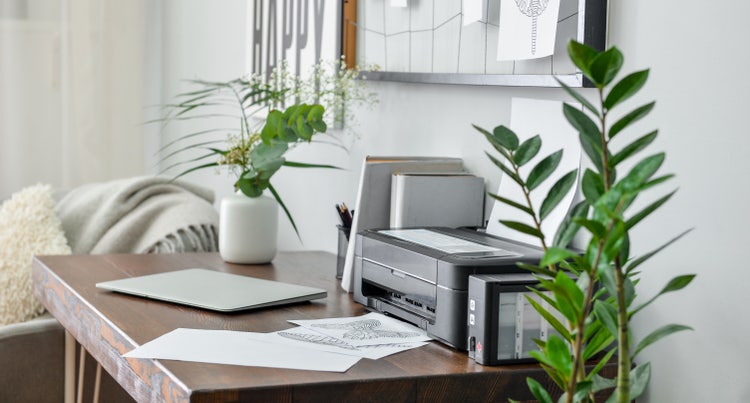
[0,0,145,199]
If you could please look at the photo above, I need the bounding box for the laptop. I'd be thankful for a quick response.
[96,268,327,312]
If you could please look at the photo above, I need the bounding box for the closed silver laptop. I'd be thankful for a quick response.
[96,268,327,312]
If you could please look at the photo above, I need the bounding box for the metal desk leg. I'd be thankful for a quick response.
[76,345,86,403]
[65,331,75,403]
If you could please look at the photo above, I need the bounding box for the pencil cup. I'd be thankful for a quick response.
[336,225,351,278]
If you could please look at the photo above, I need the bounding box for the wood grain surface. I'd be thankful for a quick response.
[32,252,614,403]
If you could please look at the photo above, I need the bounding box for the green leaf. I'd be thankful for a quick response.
[548,272,584,323]
[486,152,524,187]
[500,220,544,239]
[583,325,615,361]
[633,324,693,359]
[567,40,598,79]
[609,130,658,168]
[474,124,512,161]
[625,229,692,275]
[267,183,300,240]
[261,110,284,143]
[553,201,589,248]
[591,373,617,393]
[626,190,676,230]
[526,294,571,340]
[594,300,618,337]
[555,78,600,117]
[310,119,327,133]
[172,162,220,182]
[518,263,557,278]
[488,193,533,215]
[237,175,265,198]
[307,104,325,122]
[630,362,652,400]
[604,69,649,111]
[609,101,655,139]
[631,274,696,316]
[514,135,542,167]
[581,169,605,205]
[295,116,314,140]
[619,153,665,193]
[526,378,554,403]
[589,47,624,87]
[527,150,563,191]
[540,169,578,220]
[563,103,600,146]
[493,125,520,150]
[581,142,605,181]
[540,247,578,267]
[573,218,606,239]
[283,161,341,169]
[545,334,574,374]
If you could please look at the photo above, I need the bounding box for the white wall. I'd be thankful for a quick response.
[154,0,750,401]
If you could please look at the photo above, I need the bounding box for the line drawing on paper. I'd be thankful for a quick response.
[312,319,420,340]
[277,331,358,350]
[514,0,551,55]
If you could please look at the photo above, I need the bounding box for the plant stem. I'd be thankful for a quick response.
[614,258,631,403]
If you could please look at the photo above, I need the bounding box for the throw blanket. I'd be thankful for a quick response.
[56,176,219,254]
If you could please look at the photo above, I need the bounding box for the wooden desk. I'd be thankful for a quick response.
[32,252,605,403]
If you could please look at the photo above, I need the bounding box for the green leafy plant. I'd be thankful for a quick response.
[474,41,695,403]
[156,59,376,236]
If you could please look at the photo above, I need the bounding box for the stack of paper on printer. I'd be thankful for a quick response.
[123,312,431,372]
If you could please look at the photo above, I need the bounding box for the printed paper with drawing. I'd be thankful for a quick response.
[289,312,432,347]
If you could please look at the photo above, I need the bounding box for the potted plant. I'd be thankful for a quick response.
[474,41,695,402]
[157,59,376,263]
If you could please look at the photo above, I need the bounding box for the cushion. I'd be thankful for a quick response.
[0,184,72,325]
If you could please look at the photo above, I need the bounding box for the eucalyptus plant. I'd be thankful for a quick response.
[474,41,695,403]
[156,60,375,237]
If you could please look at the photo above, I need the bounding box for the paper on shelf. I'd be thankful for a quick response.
[463,0,484,25]
[485,97,581,247]
[497,0,561,60]
[123,328,361,372]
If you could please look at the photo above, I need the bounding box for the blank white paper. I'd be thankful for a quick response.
[463,0,484,25]
[123,328,361,372]
[390,0,407,7]
[497,0,561,60]
[486,97,581,247]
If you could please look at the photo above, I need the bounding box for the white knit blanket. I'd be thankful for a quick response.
[55,176,219,254]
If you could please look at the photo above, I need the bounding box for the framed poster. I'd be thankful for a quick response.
[342,0,608,87]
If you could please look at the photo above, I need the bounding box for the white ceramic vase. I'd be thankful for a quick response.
[219,192,278,264]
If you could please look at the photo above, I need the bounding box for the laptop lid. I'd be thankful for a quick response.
[96,268,327,312]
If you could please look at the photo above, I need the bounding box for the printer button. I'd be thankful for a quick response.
[469,313,475,326]
[469,299,476,311]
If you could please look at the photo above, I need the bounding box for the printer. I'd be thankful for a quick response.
[353,227,543,350]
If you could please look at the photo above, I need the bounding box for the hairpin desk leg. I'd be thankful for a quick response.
[77,346,86,403]
[93,363,102,403]
[65,331,75,403]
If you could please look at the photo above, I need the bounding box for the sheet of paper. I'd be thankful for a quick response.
[390,0,407,7]
[123,328,361,372]
[246,326,428,360]
[463,0,484,25]
[289,312,432,347]
[486,97,581,247]
[497,0,561,60]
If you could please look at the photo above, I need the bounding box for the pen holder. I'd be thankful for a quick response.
[336,225,351,279]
